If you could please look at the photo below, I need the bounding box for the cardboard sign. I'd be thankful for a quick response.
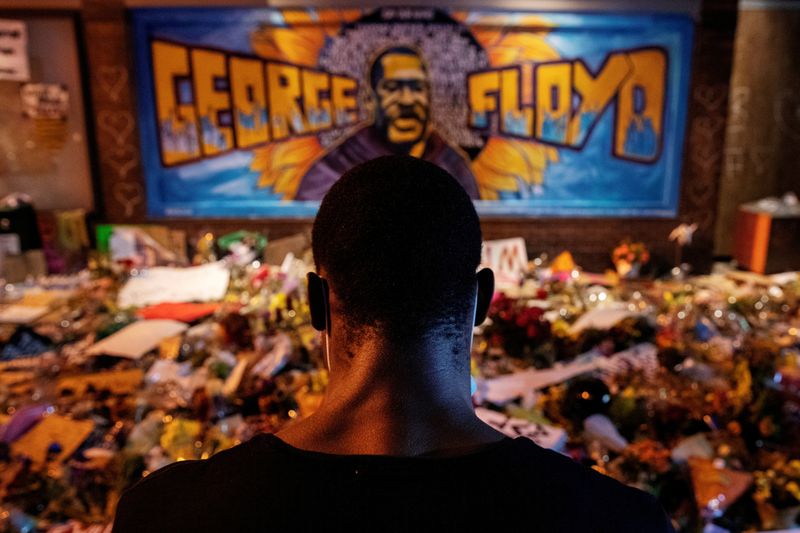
[11,414,94,467]
[16,289,74,308]
[475,407,567,451]
[0,19,29,81]
[481,238,528,289]
[0,234,21,255]
[57,369,144,396]
[569,306,638,335]
[595,343,659,379]
[0,370,34,387]
[117,262,230,308]
[477,359,599,404]
[478,343,657,403]
[0,305,49,325]
[689,457,753,513]
[87,319,188,359]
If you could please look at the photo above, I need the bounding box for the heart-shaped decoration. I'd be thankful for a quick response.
[693,84,726,112]
[96,65,129,103]
[97,110,135,147]
[692,147,720,167]
[106,143,137,162]
[695,211,714,231]
[113,181,144,218]
[688,126,710,145]
[691,155,718,174]
[691,117,724,140]
[105,156,139,181]
[103,143,140,180]
[689,178,714,206]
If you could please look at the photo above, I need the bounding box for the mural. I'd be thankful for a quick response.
[132,7,693,217]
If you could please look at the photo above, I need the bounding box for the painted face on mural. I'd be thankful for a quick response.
[371,49,430,146]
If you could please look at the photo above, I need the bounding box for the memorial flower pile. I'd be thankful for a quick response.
[0,244,797,532]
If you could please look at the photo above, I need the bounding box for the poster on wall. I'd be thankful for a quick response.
[20,83,70,150]
[132,8,693,218]
[20,83,69,120]
[0,19,30,82]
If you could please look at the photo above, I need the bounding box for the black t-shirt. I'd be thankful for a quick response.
[113,434,674,532]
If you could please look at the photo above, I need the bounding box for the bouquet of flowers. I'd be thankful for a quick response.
[612,240,651,278]
[754,456,800,529]
[484,293,551,364]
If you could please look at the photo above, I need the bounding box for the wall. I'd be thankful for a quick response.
[77,0,736,273]
[0,1,736,272]
[0,15,94,211]
[714,0,800,255]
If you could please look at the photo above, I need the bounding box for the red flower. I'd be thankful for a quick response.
[528,307,544,320]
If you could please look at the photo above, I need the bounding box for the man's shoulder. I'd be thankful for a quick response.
[499,438,674,532]
[113,436,274,532]
[133,437,259,487]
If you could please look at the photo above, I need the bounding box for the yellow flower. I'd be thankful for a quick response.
[269,293,288,316]
[160,418,203,460]
[786,481,800,501]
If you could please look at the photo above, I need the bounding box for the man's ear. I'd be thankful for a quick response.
[307,272,330,332]
[474,268,495,326]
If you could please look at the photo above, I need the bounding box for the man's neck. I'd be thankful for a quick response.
[276,334,504,456]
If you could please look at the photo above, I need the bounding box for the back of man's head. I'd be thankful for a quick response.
[312,155,482,340]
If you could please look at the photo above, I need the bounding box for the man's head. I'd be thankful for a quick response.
[310,155,492,347]
[369,47,431,147]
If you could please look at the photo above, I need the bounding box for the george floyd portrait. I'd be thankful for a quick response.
[294,46,479,200]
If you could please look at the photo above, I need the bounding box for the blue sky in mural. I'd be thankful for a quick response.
[144,8,283,55]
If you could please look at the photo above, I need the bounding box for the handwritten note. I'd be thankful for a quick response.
[117,262,230,308]
[0,19,29,81]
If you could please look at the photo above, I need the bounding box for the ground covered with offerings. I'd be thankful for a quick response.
[0,251,798,533]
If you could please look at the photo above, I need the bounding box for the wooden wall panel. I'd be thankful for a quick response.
[82,0,146,222]
[714,7,800,256]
